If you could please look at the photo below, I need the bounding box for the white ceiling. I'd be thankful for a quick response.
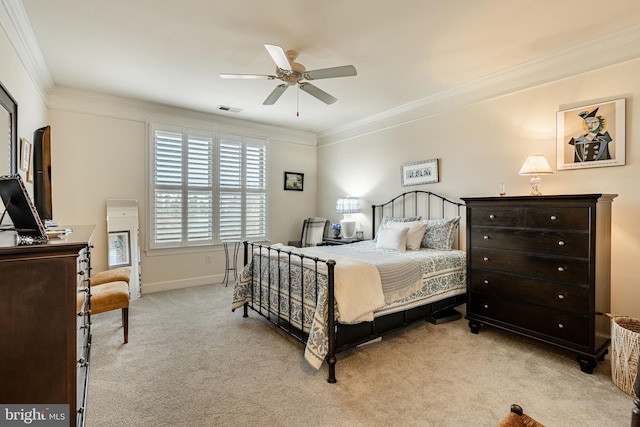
[17,0,640,135]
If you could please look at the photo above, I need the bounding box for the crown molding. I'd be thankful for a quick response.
[317,23,640,146]
[0,0,53,100]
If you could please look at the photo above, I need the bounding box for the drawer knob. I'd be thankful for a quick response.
[557,266,565,272]
[489,214,495,220]
[483,279,489,284]
[558,240,565,246]
[550,215,558,221]
[558,323,564,329]
[558,294,565,299]
[483,235,489,240]
[483,257,489,261]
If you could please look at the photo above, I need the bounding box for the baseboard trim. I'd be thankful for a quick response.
[142,274,224,294]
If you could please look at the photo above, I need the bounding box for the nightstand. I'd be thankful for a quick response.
[320,238,362,246]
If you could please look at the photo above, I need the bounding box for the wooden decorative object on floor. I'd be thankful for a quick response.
[496,404,545,427]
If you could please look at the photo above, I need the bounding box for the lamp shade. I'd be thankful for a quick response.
[518,155,553,176]
[335,196,360,214]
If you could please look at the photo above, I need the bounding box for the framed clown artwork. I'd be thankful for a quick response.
[556,98,625,170]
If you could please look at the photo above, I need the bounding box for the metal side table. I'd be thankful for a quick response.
[222,241,240,286]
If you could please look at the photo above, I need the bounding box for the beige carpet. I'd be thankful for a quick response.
[87,284,632,426]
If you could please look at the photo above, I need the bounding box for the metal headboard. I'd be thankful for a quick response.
[371,190,465,248]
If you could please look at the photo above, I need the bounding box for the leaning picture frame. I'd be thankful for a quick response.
[284,171,304,191]
[401,159,439,186]
[556,98,625,170]
[108,230,131,268]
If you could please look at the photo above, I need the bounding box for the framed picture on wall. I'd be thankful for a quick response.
[284,171,304,191]
[20,138,31,172]
[556,98,625,170]
[108,230,131,268]
[401,159,439,186]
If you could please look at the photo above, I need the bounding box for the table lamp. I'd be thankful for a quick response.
[335,196,360,238]
[518,155,553,196]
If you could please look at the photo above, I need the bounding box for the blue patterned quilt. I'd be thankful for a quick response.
[232,241,466,369]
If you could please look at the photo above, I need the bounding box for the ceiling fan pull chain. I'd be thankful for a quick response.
[296,85,300,117]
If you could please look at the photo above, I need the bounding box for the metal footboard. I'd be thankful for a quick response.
[241,241,338,383]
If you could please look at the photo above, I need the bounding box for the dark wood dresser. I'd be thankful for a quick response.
[0,225,94,427]
[462,195,616,373]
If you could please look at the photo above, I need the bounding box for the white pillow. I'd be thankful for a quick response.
[386,220,427,250]
[376,226,409,251]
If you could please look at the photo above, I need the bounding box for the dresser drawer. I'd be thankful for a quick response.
[524,207,590,230]
[470,227,589,257]
[469,269,589,314]
[469,207,523,227]
[469,292,589,347]
[471,248,589,283]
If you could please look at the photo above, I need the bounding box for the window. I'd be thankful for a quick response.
[149,123,267,249]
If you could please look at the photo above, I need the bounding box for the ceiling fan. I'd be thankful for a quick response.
[220,44,357,106]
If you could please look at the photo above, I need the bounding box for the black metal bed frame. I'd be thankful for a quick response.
[241,191,465,383]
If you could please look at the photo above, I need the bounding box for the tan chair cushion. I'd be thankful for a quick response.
[92,267,131,286]
[91,281,129,314]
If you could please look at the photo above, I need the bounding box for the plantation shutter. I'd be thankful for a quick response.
[218,135,267,242]
[153,128,184,246]
[150,123,267,250]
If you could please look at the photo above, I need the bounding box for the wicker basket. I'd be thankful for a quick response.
[611,316,640,397]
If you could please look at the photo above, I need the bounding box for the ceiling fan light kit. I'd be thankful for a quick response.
[220,44,357,107]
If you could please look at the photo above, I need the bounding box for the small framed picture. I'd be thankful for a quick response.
[20,138,31,172]
[108,230,131,268]
[355,231,364,240]
[401,159,439,186]
[284,171,304,191]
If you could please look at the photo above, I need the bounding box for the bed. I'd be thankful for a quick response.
[231,190,466,383]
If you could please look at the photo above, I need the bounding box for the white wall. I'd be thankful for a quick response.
[46,90,318,292]
[317,58,640,318]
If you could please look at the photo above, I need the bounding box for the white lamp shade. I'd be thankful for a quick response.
[518,155,553,175]
[335,196,361,214]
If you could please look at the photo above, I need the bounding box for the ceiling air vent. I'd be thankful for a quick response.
[217,105,242,113]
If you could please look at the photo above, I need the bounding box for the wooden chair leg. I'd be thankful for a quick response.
[122,307,129,344]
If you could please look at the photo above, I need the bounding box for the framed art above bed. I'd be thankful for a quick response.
[401,159,439,186]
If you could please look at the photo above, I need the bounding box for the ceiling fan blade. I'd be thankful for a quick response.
[264,44,292,71]
[219,73,275,80]
[263,84,288,105]
[303,65,357,80]
[299,82,337,105]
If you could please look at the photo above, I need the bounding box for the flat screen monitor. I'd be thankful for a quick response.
[0,174,48,242]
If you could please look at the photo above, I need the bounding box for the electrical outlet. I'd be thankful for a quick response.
[204,254,212,263]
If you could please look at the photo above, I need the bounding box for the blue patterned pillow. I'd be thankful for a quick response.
[373,216,421,242]
[421,216,461,250]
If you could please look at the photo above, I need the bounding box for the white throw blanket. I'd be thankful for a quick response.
[264,244,385,323]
